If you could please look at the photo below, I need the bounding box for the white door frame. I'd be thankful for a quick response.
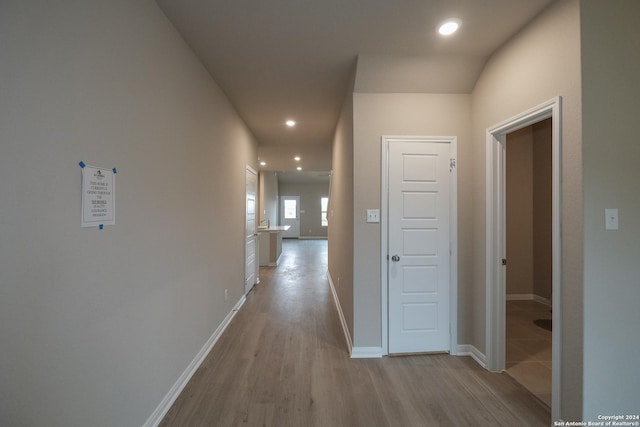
[485,97,562,420]
[279,195,300,238]
[381,135,458,356]
[245,165,258,294]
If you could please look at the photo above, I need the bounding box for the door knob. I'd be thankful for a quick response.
[391,255,400,262]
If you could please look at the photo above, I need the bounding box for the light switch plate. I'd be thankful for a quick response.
[367,209,380,223]
[605,208,619,230]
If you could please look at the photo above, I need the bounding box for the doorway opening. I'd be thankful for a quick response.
[485,97,561,420]
[505,118,553,406]
[279,195,300,239]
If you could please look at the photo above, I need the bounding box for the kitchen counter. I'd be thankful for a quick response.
[258,225,290,266]
[257,225,290,232]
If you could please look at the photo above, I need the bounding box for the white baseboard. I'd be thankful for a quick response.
[456,344,487,368]
[506,293,551,306]
[327,272,383,359]
[533,295,552,306]
[351,346,384,358]
[142,295,246,427]
[327,271,353,354]
[506,293,534,301]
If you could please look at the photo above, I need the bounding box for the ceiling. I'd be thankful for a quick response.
[156,0,554,176]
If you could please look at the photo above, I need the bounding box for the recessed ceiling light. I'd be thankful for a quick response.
[260,161,266,166]
[294,156,301,161]
[438,18,461,36]
[296,166,302,171]
[286,120,296,127]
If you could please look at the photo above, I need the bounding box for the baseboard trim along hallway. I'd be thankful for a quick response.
[143,295,246,427]
[456,344,488,368]
[326,271,353,355]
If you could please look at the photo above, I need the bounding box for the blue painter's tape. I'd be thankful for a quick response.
[79,161,86,168]
[112,167,117,174]
[99,224,104,230]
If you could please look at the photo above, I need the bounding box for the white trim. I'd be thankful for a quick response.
[505,293,535,301]
[485,97,562,421]
[245,165,258,295]
[533,295,552,307]
[381,139,390,354]
[327,272,383,360]
[327,271,353,355]
[279,195,301,239]
[506,293,552,307]
[381,135,458,356]
[456,345,487,368]
[142,295,246,427]
[351,347,384,359]
[449,138,459,356]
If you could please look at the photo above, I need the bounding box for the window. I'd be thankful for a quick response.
[321,197,329,227]
[284,199,297,219]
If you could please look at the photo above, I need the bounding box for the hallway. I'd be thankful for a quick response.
[160,240,550,426]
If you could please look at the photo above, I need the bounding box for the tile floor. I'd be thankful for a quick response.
[506,299,552,407]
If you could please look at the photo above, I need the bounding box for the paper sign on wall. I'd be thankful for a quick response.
[81,165,115,228]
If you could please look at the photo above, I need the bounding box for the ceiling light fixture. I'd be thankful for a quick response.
[296,166,302,171]
[294,156,301,161]
[437,18,461,36]
[286,120,296,127]
[260,161,266,166]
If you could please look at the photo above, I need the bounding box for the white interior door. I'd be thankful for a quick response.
[388,140,451,353]
[279,196,300,238]
[245,167,258,294]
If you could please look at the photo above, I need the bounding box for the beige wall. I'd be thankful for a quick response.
[328,71,356,342]
[506,127,535,296]
[329,0,582,419]
[259,171,279,226]
[278,182,329,238]
[352,93,473,346]
[347,3,582,380]
[0,1,257,426]
[471,0,583,418]
[532,119,553,301]
[580,0,640,419]
[332,0,583,419]
[6,0,637,424]
[506,120,552,299]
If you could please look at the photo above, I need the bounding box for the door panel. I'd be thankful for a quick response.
[245,167,258,294]
[279,196,300,238]
[388,141,451,354]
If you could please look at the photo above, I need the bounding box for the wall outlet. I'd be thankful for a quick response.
[367,209,380,223]
[605,208,619,230]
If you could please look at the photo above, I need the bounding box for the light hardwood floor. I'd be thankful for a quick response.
[160,240,550,426]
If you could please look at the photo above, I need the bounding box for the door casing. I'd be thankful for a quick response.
[245,166,258,294]
[279,195,300,238]
[485,97,562,420]
[381,135,458,356]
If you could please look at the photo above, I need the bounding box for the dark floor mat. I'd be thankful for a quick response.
[534,319,552,331]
